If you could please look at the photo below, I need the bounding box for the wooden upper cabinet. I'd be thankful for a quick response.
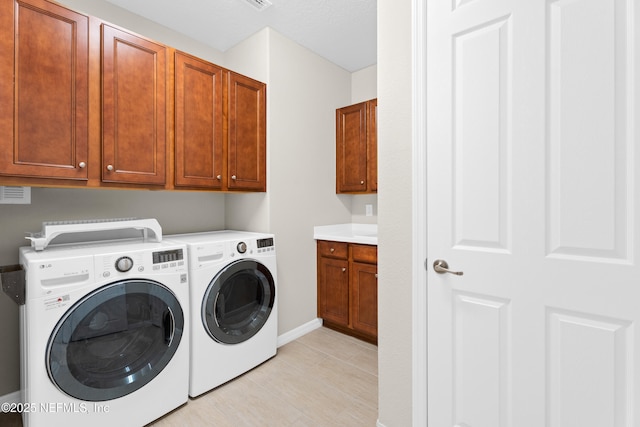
[336,99,377,193]
[226,71,266,192]
[0,0,267,192]
[101,24,166,185]
[367,99,377,192]
[174,51,224,189]
[0,0,89,180]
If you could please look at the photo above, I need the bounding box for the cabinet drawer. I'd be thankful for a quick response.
[317,240,348,259]
[351,244,377,264]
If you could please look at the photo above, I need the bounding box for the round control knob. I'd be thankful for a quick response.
[115,256,134,272]
[237,242,247,254]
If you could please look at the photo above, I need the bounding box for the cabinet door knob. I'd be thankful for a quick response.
[231,175,237,180]
[342,267,346,272]
[216,175,221,180]
[106,164,114,171]
[360,180,365,185]
[78,162,86,169]
[330,248,335,253]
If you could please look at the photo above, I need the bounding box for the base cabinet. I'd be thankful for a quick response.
[317,240,377,344]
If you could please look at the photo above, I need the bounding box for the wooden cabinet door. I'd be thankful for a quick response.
[226,72,266,191]
[174,52,224,189]
[366,99,377,192]
[317,256,350,327]
[350,261,378,339]
[0,0,89,180]
[336,102,367,192]
[101,24,166,185]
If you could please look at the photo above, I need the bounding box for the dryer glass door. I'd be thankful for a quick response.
[203,259,275,344]
[46,279,184,401]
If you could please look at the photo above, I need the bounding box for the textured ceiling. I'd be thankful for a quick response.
[102,0,377,72]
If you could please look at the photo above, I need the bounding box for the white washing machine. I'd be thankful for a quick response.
[166,231,277,397]
[19,223,189,427]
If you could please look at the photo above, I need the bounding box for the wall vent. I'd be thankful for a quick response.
[0,186,31,204]
[242,0,272,12]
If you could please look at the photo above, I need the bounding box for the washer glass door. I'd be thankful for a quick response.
[203,259,275,344]
[46,279,184,401]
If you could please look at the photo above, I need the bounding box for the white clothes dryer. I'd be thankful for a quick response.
[19,238,189,427]
[166,231,277,397]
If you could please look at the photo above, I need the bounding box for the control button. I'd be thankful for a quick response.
[138,266,145,272]
[103,271,110,278]
[115,256,133,272]
[237,242,247,254]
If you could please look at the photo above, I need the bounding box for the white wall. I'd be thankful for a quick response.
[377,0,415,425]
[350,65,378,224]
[352,65,378,104]
[225,27,354,335]
[58,0,226,65]
[224,28,271,233]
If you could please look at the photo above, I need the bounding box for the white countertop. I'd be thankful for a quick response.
[313,223,377,245]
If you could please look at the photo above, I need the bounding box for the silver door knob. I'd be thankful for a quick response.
[433,259,463,276]
[231,175,237,180]
[106,164,114,171]
[78,162,86,168]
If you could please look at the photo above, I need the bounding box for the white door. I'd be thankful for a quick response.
[426,0,640,426]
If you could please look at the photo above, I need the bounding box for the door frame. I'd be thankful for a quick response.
[411,0,428,425]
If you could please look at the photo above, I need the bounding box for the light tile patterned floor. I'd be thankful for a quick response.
[0,327,378,427]
[150,326,378,426]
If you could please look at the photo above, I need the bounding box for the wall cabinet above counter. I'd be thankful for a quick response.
[336,98,377,194]
[0,0,266,192]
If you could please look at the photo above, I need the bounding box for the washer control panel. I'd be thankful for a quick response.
[97,247,186,278]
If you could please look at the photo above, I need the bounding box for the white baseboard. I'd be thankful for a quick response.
[0,390,20,404]
[277,318,323,347]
